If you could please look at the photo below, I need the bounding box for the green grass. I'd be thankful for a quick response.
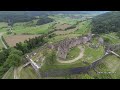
[62,54,120,79]
[101,32,120,44]
[0,39,3,50]
[48,34,81,43]
[83,45,104,63]
[66,47,80,60]
[88,55,120,79]
[64,74,94,79]
[40,61,86,72]
[49,15,79,25]
[12,21,55,34]
[2,67,14,79]
[75,20,91,34]
[0,22,8,32]
[20,66,38,79]
[40,45,104,72]
[42,73,94,79]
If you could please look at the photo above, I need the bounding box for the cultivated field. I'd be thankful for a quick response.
[5,35,40,47]
[54,23,71,30]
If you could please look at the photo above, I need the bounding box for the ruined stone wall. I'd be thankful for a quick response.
[57,33,93,60]
[47,33,93,60]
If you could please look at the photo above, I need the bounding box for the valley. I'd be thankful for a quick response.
[0,11,120,79]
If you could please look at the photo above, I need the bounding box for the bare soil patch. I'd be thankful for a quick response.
[54,23,71,30]
[5,35,40,47]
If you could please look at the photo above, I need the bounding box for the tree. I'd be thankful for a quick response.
[92,11,120,34]
[36,17,54,25]
[117,31,120,39]
[10,48,23,56]
[4,54,22,67]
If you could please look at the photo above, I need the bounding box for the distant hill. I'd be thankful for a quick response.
[0,11,108,25]
[91,11,120,34]
[0,11,108,17]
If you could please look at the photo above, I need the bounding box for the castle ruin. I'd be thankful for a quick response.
[57,33,93,60]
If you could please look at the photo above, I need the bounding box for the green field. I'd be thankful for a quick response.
[12,21,55,34]
[19,66,38,79]
[49,15,79,25]
[48,34,81,43]
[2,67,14,79]
[0,22,8,32]
[88,55,120,79]
[83,45,104,63]
[66,47,80,60]
[40,44,104,72]
[101,32,120,44]
[1,13,120,79]
[75,20,91,34]
[43,55,120,79]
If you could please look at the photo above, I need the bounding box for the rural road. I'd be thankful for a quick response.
[0,32,8,49]
[57,46,84,64]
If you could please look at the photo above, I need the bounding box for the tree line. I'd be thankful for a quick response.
[0,14,35,26]
[14,35,47,54]
[36,17,54,25]
[0,48,23,78]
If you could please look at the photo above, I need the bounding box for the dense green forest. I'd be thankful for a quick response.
[91,11,120,34]
[14,35,47,54]
[0,13,35,26]
[0,12,54,26]
[36,17,54,25]
[0,48,23,78]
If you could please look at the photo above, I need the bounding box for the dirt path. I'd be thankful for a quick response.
[57,46,84,64]
[2,67,13,79]
[14,68,19,79]
[0,32,8,49]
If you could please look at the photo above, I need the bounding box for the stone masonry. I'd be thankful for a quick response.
[57,33,93,60]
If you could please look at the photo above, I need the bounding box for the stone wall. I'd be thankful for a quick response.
[57,33,93,60]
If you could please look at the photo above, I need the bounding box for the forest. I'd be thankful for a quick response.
[91,11,120,34]
[36,17,54,25]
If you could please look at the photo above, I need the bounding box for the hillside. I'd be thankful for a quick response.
[91,11,120,34]
[0,11,120,79]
